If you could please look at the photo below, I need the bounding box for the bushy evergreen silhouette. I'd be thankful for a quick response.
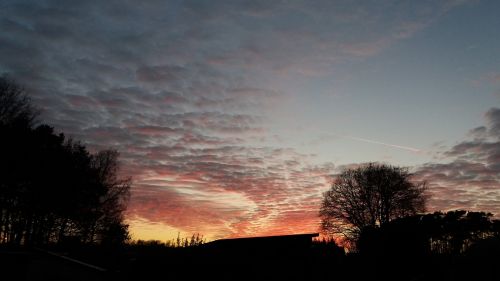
[0,77,130,246]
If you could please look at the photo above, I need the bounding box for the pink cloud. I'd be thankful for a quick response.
[123,145,335,240]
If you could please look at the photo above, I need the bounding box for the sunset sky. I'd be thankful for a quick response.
[1,0,499,241]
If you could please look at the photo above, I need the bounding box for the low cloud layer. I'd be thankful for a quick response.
[416,108,500,215]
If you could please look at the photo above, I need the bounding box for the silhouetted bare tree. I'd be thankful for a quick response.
[0,76,38,128]
[320,163,426,243]
[90,150,131,245]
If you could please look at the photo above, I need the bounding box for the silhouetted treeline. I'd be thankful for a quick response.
[0,77,130,247]
[132,233,205,248]
[358,210,500,257]
[350,210,500,281]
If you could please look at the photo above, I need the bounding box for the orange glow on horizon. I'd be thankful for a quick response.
[127,218,186,242]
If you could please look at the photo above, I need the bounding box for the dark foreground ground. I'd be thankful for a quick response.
[0,248,107,281]
[1,243,499,281]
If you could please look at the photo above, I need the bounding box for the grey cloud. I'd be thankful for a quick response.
[136,65,188,83]
[468,126,488,139]
[1,0,463,117]
[485,107,500,138]
[415,107,500,216]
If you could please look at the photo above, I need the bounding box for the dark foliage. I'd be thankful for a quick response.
[358,210,500,257]
[0,77,130,247]
[354,210,500,281]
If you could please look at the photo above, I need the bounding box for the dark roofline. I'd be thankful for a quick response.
[208,233,319,244]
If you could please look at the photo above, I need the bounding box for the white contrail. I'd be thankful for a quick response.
[341,135,422,153]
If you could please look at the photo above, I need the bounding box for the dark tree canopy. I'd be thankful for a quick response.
[320,163,426,242]
[0,77,130,246]
[0,77,38,128]
[357,210,500,257]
